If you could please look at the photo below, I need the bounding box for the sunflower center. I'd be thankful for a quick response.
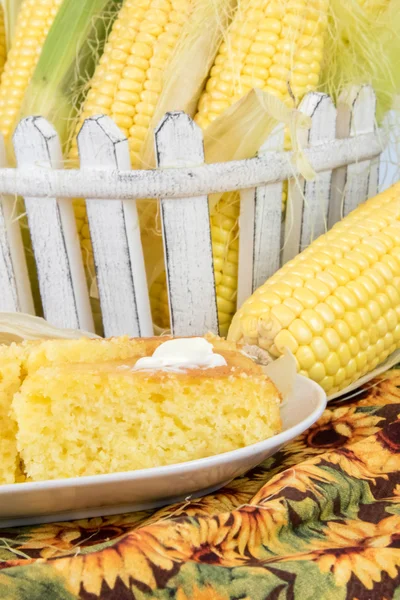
[307,426,348,448]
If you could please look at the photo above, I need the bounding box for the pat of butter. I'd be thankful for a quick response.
[133,338,227,372]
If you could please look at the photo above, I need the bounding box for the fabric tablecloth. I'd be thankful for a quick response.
[1,370,400,599]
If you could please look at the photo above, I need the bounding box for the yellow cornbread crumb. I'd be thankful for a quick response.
[0,336,151,483]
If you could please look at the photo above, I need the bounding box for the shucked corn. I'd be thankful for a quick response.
[228,183,400,394]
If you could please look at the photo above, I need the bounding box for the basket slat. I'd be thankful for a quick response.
[283,92,337,264]
[156,112,218,336]
[13,117,93,330]
[329,85,377,226]
[0,134,33,313]
[237,125,285,308]
[77,115,152,338]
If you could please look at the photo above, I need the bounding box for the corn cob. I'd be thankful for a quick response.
[150,0,329,335]
[228,183,400,394]
[0,0,64,145]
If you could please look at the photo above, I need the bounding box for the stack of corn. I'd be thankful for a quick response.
[151,0,400,334]
[229,183,400,394]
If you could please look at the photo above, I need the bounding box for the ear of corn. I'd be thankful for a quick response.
[228,183,400,394]
[0,0,65,146]
[195,0,328,129]
[5,0,121,155]
[149,88,299,331]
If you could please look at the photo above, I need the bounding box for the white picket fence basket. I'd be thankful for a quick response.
[0,85,394,338]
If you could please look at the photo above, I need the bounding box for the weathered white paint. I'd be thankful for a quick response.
[13,117,93,331]
[0,134,34,313]
[329,86,377,227]
[379,109,400,192]
[77,115,153,338]
[0,131,384,201]
[283,93,336,264]
[237,125,285,307]
[155,112,218,336]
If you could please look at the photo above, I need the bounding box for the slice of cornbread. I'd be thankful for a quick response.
[13,337,282,482]
[0,336,158,484]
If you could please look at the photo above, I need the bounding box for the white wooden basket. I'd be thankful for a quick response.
[0,85,394,338]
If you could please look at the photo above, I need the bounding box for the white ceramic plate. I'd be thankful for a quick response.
[0,375,326,528]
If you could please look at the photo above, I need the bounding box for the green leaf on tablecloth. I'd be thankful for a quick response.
[0,564,75,600]
[312,466,376,517]
[274,559,345,600]
[229,566,297,600]
[164,562,295,600]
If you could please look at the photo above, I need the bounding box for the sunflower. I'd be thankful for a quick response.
[52,500,288,595]
[158,500,287,565]
[298,516,400,590]
[312,421,400,487]
[279,406,383,469]
[2,512,152,560]
[191,501,288,563]
[52,528,178,596]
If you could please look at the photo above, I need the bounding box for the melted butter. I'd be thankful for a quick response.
[132,338,227,373]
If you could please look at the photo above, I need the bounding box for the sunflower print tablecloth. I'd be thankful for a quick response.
[2,371,400,599]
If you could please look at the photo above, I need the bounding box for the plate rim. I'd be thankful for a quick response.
[0,374,326,494]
